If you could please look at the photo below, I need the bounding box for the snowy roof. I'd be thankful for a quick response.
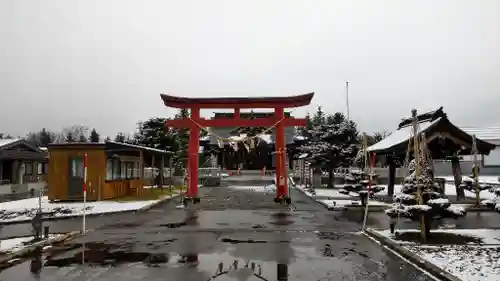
[461,127,500,141]
[297,153,308,159]
[368,114,496,156]
[0,138,21,148]
[105,141,173,155]
[367,118,442,153]
[294,135,306,141]
[48,141,173,155]
[259,134,272,144]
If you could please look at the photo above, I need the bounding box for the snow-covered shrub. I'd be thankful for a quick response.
[341,171,384,197]
[481,186,500,212]
[386,159,466,235]
[460,177,492,193]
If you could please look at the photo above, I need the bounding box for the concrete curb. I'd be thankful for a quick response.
[295,187,390,212]
[316,201,389,212]
[294,188,331,210]
[0,230,81,265]
[363,228,462,281]
[139,194,181,211]
[0,194,181,226]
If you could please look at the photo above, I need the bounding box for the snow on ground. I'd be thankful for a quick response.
[313,188,359,198]
[374,228,500,280]
[0,195,176,223]
[228,185,277,193]
[441,175,500,185]
[376,184,497,200]
[319,199,390,209]
[295,185,389,208]
[0,234,61,253]
[375,229,500,245]
[406,245,500,281]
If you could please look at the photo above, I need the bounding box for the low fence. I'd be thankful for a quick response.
[0,182,46,195]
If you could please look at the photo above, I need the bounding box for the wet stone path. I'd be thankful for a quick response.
[0,186,433,281]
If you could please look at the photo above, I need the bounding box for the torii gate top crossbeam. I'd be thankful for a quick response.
[160,93,314,109]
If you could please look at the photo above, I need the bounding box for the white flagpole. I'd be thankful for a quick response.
[83,153,88,233]
[346,81,350,122]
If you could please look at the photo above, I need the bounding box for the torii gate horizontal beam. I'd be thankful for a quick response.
[165,117,307,128]
[160,93,314,109]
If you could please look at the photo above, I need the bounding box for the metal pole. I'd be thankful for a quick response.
[169,156,173,193]
[345,81,350,122]
[38,176,42,214]
[362,152,376,231]
[472,134,480,206]
[83,153,88,234]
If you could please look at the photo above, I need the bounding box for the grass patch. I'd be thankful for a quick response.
[114,186,184,202]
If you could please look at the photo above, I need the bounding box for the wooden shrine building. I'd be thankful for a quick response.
[367,107,496,196]
[199,111,307,170]
[47,141,173,201]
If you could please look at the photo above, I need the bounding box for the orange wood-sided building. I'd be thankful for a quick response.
[47,141,172,201]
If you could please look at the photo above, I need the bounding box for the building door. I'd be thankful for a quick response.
[68,156,84,198]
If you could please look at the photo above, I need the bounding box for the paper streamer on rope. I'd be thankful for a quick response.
[217,139,224,148]
[187,108,299,144]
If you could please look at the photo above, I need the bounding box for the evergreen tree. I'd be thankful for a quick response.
[386,135,466,240]
[65,132,75,143]
[173,109,190,167]
[134,117,173,149]
[38,128,55,146]
[104,136,111,142]
[78,134,87,142]
[298,112,313,138]
[115,132,126,143]
[89,128,100,142]
[300,112,359,188]
[311,106,326,127]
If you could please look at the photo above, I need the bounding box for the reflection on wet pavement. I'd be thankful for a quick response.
[0,186,434,281]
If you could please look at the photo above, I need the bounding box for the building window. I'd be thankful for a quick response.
[112,159,121,180]
[133,162,139,178]
[106,159,113,180]
[121,162,126,179]
[71,158,84,178]
[37,163,43,175]
[24,162,33,175]
[126,162,133,179]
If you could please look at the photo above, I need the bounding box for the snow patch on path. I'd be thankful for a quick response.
[406,245,500,281]
[0,234,62,254]
[0,196,176,223]
[319,199,391,209]
[373,228,500,280]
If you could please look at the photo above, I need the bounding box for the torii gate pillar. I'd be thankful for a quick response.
[161,93,314,205]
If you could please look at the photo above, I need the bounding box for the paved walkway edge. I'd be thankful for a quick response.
[363,228,462,281]
[294,187,390,212]
[0,230,81,265]
[0,194,181,226]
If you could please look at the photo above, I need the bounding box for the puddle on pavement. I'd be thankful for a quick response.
[392,231,483,245]
[220,238,268,244]
[269,211,295,226]
[160,213,199,228]
[0,238,433,281]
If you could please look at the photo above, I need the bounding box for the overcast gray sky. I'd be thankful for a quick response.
[1,0,499,138]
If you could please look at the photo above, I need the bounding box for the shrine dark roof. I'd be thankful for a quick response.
[160,93,314,109]
[367,107,496,157]
[212,112,293,119]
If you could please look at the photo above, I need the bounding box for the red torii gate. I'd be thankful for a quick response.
[161,93,314,205]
